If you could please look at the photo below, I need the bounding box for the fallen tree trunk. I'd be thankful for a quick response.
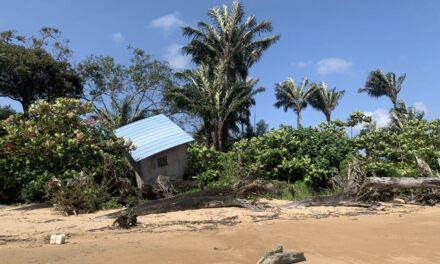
[288,159,440,208]
[365,177,440,190]
[101,184,262,219]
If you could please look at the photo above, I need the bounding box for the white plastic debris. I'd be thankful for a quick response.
[50,234,65,245]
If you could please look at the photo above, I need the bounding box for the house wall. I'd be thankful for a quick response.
[133,144,189,185]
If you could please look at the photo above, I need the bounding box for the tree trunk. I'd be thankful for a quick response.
[365,177,440,190]
[296,111,301,129]
[218,119,224,151]
[100,182,269,219]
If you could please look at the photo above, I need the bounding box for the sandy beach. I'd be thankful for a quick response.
[1,200,439,264]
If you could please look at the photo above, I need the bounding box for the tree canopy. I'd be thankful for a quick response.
[274,77,317,128]
[79,47,174,129]
[182,1,280,137]
[358,69,406,108]
[307,82,345,124]
[0,28,82,114]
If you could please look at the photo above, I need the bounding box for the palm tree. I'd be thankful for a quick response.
[182,1,280,137]
[95,97,148,129]
[307,82,345,124]
[274,77,317,128]
[358,69,406,108]
[165,63,263,151]
[389,99,424,132]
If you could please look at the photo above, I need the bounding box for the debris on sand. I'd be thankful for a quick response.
[257,245,306,264]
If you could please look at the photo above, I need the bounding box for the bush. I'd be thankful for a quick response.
[45,171,108,215]
[355,119,440,177]
[233,126,354,189]
[188,143,237,188]
[0,98,133,203]
[188,126,354,190]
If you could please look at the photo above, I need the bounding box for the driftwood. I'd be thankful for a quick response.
[365,177,440,190]
[257,246,306,264]
[156,175,177,197]
[415,155,434,177]
[112,209,137,228]
[102,183,266,219]
[291,158,440,208]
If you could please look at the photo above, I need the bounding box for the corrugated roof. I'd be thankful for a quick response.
[114,114,194,162]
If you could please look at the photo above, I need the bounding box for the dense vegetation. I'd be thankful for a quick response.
[0,98,133,206]
[0,1,438,213]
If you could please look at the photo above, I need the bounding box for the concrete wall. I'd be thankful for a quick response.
[129,144,189,186]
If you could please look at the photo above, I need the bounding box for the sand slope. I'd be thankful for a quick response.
[0,200,439,264]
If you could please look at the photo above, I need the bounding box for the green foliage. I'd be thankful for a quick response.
[389,99,424,132]
[307,82,345,124]
[234,126,353,188]
[181,0,279,141]
[188,143,237,188]
[355,119,440,177]
[167,63,263,151]
[358,69,406,107]
[274,77,317,128]
[45,172,108,215]
[0,29,82,114]
[188,126,354,190]
[0,105,15,120]
[79,46,174,130]
[0,98,133,203]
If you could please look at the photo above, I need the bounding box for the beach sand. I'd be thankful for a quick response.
[1,199,439,264]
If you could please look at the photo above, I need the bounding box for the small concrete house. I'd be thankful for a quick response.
[114,114,194,187]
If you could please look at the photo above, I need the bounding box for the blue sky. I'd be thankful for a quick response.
[1,0,439,129]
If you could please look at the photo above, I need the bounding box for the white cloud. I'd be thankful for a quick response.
[112,32,124,43]
[165,44,191,70]
[293,60,313,68]
[150,12,183,32]
[352,108,391,131]
[413,102,428,114]
[364,109,391,128]
[316,57,353,75]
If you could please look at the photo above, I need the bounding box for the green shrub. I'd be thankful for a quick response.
[188,126,354,190]
[45,172,108,215]
[0,98,133,203]
[355,119,440,177]
[188,143,238,188]
[233,126,354,189]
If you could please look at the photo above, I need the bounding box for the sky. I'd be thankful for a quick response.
[1,0,439,130]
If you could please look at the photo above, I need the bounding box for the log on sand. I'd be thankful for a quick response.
[365,177,440,190]
[101,184,262,219]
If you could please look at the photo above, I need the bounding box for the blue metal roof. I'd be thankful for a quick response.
[114,114,194,162]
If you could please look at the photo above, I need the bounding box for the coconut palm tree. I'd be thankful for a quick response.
[307,82,345,124]
[389,99,424,132]
[95,97,149,129]
[182,1,280,137]
[274,77,317,128]
[165,63,263,151]
[358,70,406,108]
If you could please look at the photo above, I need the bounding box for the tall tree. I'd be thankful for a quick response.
[182,1,280,137]
[79,47,174,129]
[358,69,406,108]
[274,77,317,128]
[165,63,263,151]
[0,105,16,120]
[0,28,82,114]
[307,82,345,124]
[389,99,424,132]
